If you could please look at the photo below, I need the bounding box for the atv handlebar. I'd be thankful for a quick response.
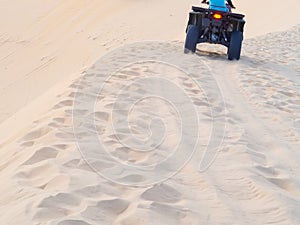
[201,1,236,9]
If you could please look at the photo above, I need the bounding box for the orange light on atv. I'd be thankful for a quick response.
[213,13,222,20]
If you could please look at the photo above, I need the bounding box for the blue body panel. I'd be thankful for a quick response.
[209,0,228,12]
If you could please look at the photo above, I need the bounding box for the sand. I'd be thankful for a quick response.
[0,0,299,224]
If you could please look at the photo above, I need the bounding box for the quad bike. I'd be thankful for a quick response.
[184,3,246,60]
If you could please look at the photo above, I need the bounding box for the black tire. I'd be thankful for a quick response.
[228,31,243,60]
[184,25,199,53]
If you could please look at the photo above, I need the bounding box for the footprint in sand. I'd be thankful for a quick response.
[38,193,81,208]
[23,146,58,165]
[81,199,129,223]
[141,183,182,203]
[57,220,91,225]
[53,100,73,109]
[20,127,51,142]
[33,193,82,223]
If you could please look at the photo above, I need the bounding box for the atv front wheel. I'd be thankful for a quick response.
[184,25,199,53]
[228,31,243,60]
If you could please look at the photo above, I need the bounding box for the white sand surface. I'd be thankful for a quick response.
[0,0,299,224]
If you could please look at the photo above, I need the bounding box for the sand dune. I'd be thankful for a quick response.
[0,0,300,225]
